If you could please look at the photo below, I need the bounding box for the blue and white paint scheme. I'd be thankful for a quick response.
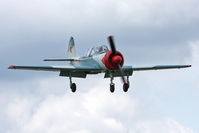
[8,36,191,92]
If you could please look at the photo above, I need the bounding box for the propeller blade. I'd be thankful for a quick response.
[108,36,126,83]
[108,36,116,54]
[117,64,127,84]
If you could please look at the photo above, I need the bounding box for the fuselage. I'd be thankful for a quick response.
[68,44,125,73]
[71,53,107,70]
[70,50,124,73]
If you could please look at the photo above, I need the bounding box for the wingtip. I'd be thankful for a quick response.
[8,65,16,69]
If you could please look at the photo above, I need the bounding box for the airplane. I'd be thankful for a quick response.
[8,36,191,93]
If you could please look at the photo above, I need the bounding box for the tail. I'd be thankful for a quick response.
[67,37,78,58]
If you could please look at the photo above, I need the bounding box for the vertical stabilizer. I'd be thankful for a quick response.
[67,37,78,59]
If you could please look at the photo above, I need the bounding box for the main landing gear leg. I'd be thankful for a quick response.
[123,76,130,92]
[69,74,76,92]
[110,75,115,93]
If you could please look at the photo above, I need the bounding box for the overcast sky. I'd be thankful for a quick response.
[0,0,199,132]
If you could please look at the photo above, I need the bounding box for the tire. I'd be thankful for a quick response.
[71,83,76,92]
[123,83,129,92]
[110,84,115,93]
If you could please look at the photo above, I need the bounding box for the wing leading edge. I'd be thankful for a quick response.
[8,65,101,71]
[8,65,103,78]
[132,65,191,71]
[8,65,191,72]
[8,64,191,78]
[104,65,191,78]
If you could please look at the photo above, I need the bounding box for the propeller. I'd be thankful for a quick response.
[108,36,127,84]
[108,36,116,54]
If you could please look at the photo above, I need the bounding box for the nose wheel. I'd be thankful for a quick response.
[110,83,115,93]
[110,76,115,93]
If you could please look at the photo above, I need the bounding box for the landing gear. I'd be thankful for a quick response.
[110,84,115,93]
[109,75,130,92]
[110,76,115,93]
[123,83,129,92]
[70,83,76,92]
[69,75,76,92]
[123,76,130,92]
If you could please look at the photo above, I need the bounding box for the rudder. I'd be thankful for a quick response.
[67,37,78,58]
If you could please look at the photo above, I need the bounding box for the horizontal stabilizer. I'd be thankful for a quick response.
[43,59,81,61]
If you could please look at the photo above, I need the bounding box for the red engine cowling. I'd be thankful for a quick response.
[102,51,124,70]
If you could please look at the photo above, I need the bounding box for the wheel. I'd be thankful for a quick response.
[123,83,129,92]
[70,83,76,92]
[110,84,115,93]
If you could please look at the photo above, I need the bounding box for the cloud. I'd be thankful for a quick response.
[2,41,198,133]
[188,40,199,89]
[1,0,199,28]
[1,0,198,72]
[131,117,194,133]
[1,76,194,133]
[189,41,199,67]
[2,38,199,133]
[4,79,136,133]
[1,0,199,132]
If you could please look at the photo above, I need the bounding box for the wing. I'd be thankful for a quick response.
[104,65,191,78]
[8,65,102,78]
[132,65,191,71]
[9,64,191,78]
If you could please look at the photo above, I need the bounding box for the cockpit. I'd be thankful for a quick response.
[86,45,109,57]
